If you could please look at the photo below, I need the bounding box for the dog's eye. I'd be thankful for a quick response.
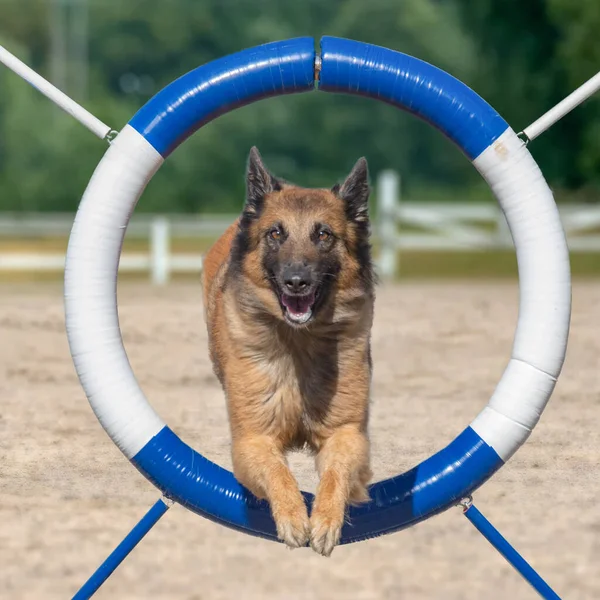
[269,228,282,241]
[318,229,331,242]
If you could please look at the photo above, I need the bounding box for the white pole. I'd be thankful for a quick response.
[521,71,600,142]
[150,217,170,286]
[376,170,400,280]
[0,43,112,140]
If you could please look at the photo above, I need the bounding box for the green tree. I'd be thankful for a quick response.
[1,0,596,214]
[457,0,600,192]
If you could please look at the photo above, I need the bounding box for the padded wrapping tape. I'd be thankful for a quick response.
[133,426,502,544]
[318,36,508,160]
[129,37,316,157]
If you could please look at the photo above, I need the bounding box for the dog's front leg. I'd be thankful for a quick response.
[232,435,310,549]
[310,424,372,556]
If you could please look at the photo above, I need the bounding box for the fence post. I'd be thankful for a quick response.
[150,216,170,285]
[496,206,512,248]
[376,170,400,280]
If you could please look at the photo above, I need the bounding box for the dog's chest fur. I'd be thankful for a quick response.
[224,296,366,450]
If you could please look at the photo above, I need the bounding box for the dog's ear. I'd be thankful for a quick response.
[245,146,281,216]
[332,157,370,223]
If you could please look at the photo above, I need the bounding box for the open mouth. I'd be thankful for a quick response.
[280,290,317,325]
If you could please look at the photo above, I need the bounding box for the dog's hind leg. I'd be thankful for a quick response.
[232,435,310,549]
[310,424,372,557]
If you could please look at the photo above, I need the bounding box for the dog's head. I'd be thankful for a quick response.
[230,147,373,328]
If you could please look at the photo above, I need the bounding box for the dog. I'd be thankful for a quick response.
[201,147,375,556]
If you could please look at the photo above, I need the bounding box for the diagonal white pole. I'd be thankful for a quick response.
[521,70,600,142]
[0,43,113,140]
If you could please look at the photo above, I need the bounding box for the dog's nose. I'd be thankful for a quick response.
[283,264,312,293]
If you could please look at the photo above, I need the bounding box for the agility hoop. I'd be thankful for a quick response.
[64,36,571,544]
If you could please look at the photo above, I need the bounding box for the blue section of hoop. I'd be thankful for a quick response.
[123,36,512,543]
[132,425,503,544]
[128,37,316,157]
[319,36,509,160]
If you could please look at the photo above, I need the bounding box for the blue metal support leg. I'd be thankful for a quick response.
[72,497,171,600]
[461,499,561,600]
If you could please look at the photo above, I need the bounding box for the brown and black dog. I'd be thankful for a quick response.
[201,147,375,556]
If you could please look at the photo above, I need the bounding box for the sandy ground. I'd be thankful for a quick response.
[0,279,599,600]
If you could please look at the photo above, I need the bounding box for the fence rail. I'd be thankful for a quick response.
[1,171,599,282]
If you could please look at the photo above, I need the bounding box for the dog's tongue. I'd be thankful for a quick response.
[282,292,315,315]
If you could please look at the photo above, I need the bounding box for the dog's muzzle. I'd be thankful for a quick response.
[279,263,318,325]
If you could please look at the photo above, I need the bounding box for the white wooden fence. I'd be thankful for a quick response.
[1,171,599,283]
[0,214,234,285]
[375,170,600,278]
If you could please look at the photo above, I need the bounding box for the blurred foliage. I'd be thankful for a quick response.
[457,0,600,190]
[0,0,598,213]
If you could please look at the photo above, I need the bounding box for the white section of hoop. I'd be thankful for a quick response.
[64,125,166,458]
[0,44,112,140]
[470,128,571,461]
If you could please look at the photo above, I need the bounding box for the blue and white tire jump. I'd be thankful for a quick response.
[64,36,571,544]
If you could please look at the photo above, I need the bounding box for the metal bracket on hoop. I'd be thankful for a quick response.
[516,131,530,146]
[104,129,119,145]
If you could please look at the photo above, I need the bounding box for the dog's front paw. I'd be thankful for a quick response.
[273,504,310,549]
[309,509,344,557]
